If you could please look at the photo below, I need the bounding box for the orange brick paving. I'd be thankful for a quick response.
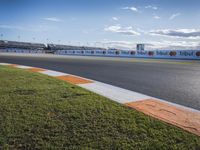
[56,75,93,84]
[8,64,18,67]
[27,68,46,72]
[125,99,200,136]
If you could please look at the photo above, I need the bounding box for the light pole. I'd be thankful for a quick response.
[32,37,36,42]
[0,34,3,40]
[46,38,49,44]
[17,35,20,42]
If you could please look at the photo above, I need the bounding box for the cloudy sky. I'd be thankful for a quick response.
[0,0,200,50]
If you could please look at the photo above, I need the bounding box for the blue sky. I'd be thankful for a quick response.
[0,0,200,49]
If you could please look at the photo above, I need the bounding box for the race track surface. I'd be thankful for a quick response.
[1,53,200,110]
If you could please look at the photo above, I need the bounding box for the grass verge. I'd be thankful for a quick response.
[0,65,200,149]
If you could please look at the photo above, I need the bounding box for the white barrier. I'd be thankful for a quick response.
[0,48,45,54]
[55,49,200,60]
[1,48,200,59]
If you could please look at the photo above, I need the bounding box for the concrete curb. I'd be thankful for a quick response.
[1,62,200,136]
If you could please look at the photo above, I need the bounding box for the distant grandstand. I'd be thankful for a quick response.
[0,40,106,53]
[46,44,106,53]
[47,44,106,50]
[0,40,46,50]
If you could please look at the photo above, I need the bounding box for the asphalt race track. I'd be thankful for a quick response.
[1,53,200,110]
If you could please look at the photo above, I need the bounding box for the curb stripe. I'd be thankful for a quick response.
[0,63,12,65]
[56,75,93,84]
[79,81,151,104]
[27,68,46,72]
[1,62,200,137]
[39,70,69,77]
[8,64,18,67]
[16,65,34,69]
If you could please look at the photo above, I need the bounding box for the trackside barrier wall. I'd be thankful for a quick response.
[0,48,45,54]
[54,49,200,60]
[0,48,200,59]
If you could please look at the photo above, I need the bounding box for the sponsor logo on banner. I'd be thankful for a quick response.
[115,51,120,55]
[148,51,154,56]
[130,51,136,55]
[121,51,129,55]
[85,50,92,54]
[156,51,169,56]
[169,51,177,56]
[95,51,103,54]
[137,51,148,55]
[68,50,74,54]
[196,51,200,57]
[107,51,115,55]
[76,51,82,54]
[179,51,194,56]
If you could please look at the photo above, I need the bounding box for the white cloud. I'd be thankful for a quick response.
[112,17,119,21]
[145,5,158,10]
[43,17,63,22]
[100,40,136,49]
[104,25,140,36]
[146,41,200,50]
[150,29,200,38]
[169,13,181,20]
[153,15,161,19]
[122,6,138,12]
[98,40,200,50]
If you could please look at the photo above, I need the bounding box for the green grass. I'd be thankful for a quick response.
[0,66,200,150]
